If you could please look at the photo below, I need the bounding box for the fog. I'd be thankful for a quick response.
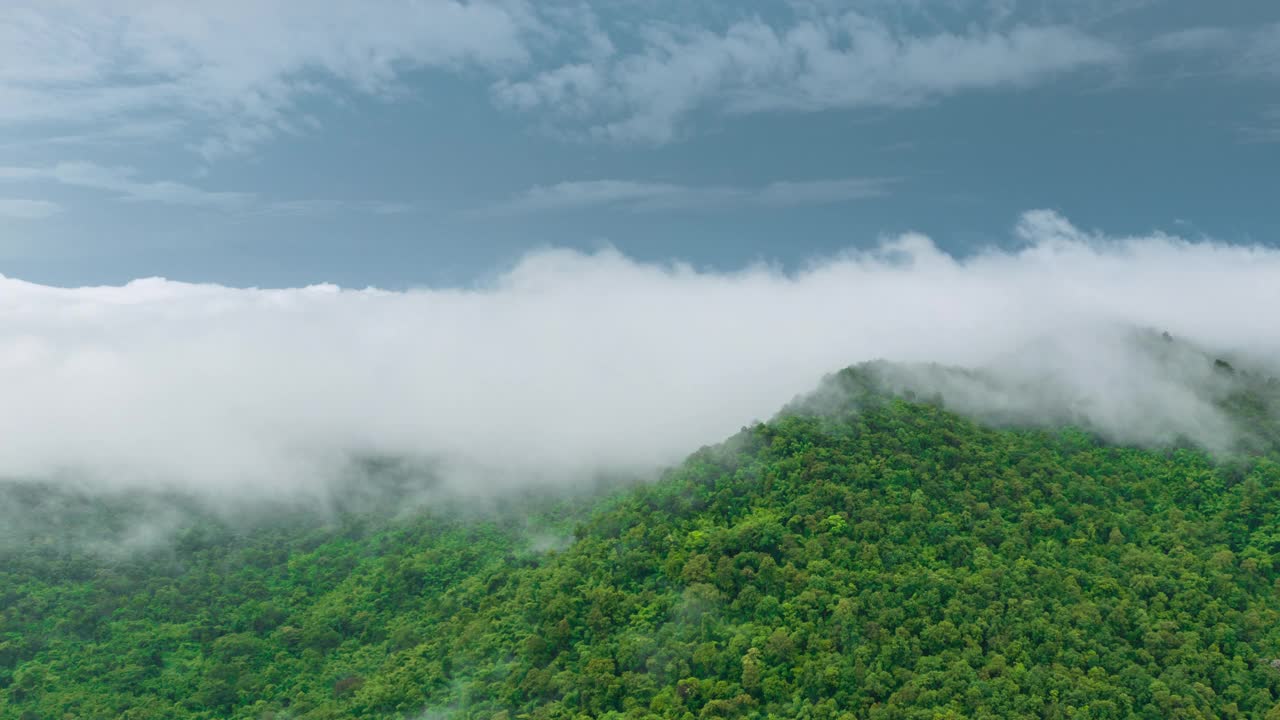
[1,210,1277,505]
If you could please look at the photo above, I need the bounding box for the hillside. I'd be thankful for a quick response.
[5,364,1280,719]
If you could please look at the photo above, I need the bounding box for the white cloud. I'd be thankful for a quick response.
[495,13,1121,143]
[0,0,539,157]
[497,177,894,213]
[0,211,1276,504]
[0,197,61,219]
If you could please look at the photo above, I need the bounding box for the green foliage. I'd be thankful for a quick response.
[5,373,1280,718]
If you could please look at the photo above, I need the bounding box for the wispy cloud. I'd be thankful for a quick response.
[494,13,1121,144]
[755,178,895,207]
[0,162,414,216]
[0,197,61,219]
[496,177,896,214]
[1146,22,1280,77]
[0,120,186,151]
[1145,27,1236,54]
[1238,106,1280,144]
[0,1,540,158]
[5,2,1261,157]
[2,1,1269,169]
[0,3,1140,156]
[0,163,253,209]
[1242,23,1280,76]
[254,199,416,217]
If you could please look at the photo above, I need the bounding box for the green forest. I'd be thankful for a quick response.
[5,363,1280,719]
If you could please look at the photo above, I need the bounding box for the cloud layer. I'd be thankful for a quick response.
[0,210,1277,503]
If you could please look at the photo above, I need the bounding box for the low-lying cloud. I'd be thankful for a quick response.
[1,210,1278,504]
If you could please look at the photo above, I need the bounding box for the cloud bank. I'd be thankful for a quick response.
[1,210,1278,503]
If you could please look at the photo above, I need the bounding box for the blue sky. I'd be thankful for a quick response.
[1,0,1277,288]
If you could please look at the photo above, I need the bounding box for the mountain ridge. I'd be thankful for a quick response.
[3,358,1280,719]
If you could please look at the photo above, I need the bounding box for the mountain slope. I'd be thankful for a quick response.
[4,367,1280,719]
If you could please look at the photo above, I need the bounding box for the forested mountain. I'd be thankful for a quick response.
[5,361,1280,719]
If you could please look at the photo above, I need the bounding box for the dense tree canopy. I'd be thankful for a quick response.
[4,365,1280,719]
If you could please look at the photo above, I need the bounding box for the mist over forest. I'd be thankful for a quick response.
[2,210,1278,511]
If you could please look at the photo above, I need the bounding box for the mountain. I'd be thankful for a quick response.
[4,361,1280,719]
